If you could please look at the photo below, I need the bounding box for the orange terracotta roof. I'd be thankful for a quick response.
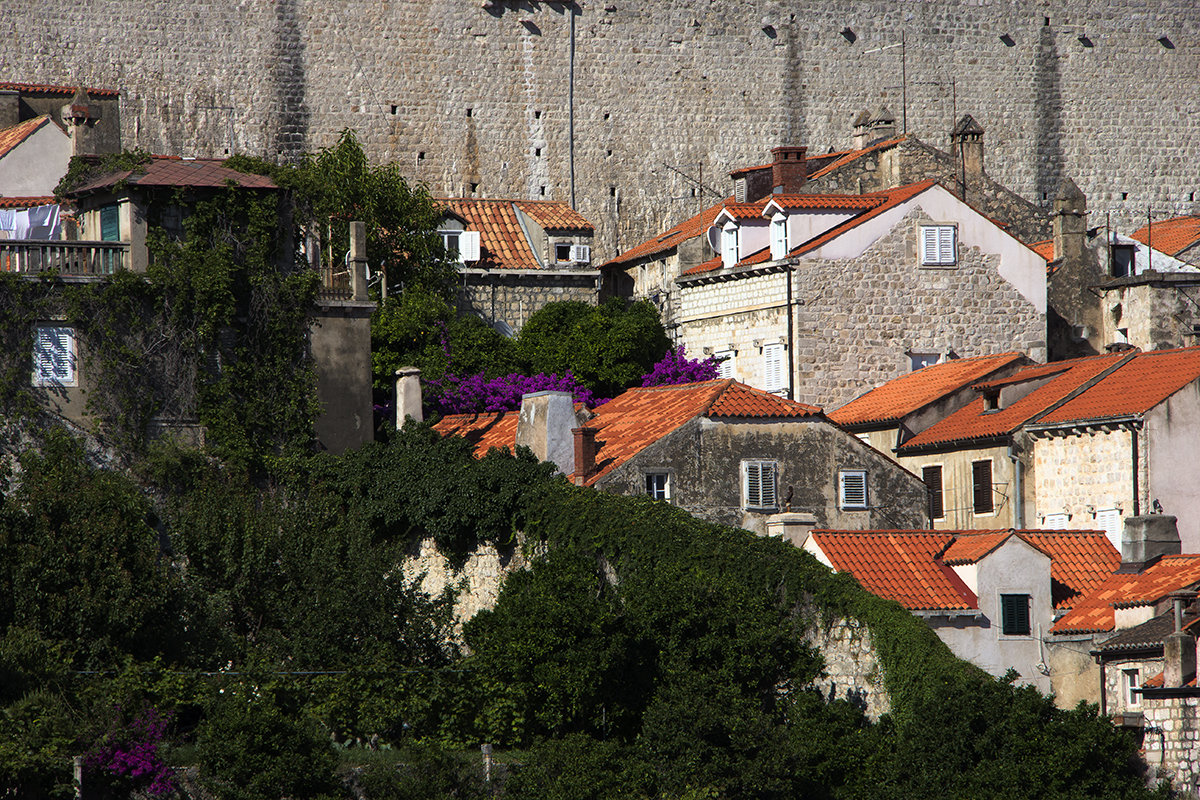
[1029,239,1054,261]
[718,201,770,221]
[729,162,772,178]
[828,352,1030,428]
[0,196,55,209]
[898,353,1131,452]
[432,380,822,481]
[765,194,885,212]
[1051,555,1200,634]
[603,197,731,268]
[0,82,118,98]
[1131,216,1200,257]
[1033,347,1200,427]
[439,199,539,270]
[944,530,1120,609]
[808,531,977,611]
[70,157,277,196]
[0,116,54,160]
[512,200,594,233]
[805,136,907,181]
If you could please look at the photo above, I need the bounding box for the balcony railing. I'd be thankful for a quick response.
[0,240,129,276]
[317,262,353,300]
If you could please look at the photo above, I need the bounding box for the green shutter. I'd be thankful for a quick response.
[100,204,120,242]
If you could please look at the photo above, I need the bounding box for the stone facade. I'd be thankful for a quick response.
[7,1,1200,264]
[678,205,1046,409]
[1142,695,1200,795]
[456,267,600,332]
[1101,275,1200,353]
[804,615,891,721]
[1030,427,1136,545]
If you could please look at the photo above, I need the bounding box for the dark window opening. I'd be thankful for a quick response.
[534,110,542,119]
[534,147,541,157]
[466,108,473,117]
[418,151,426,162]
[1111,244,1135,277]
[1120,192,1129,200]
[645,473,669,500]
[1001,593,1031,636]
[923,466,944,520]
[470,182,479,194]
[972,459,994,515]
[555,243,572,262]
[391,105,398,115]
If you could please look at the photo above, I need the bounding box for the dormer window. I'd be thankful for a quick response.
[769,214,788,260]
[722,222,739,268]
[983,390,1000,412]
[440,229,480,263]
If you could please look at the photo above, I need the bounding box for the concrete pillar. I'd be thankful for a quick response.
[1121,515,1180,571]
[766,512,818,547]
[395,367,423,429]
[349,220,367,301]
[516,391,577,476]
[1165,631,1196,688]
[572,426,598,485]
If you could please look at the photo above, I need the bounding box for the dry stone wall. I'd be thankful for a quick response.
[6,1,1199,262]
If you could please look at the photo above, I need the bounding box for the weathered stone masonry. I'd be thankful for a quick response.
[7,1,1199,262]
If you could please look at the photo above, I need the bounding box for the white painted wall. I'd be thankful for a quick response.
[0,119,71,197]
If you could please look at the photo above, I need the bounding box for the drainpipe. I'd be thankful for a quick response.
[786,267,795,399]
[1131,426,1140,516]
[1098,658,1107,716]
[1008,444,1023,528]
[568,5,577,209]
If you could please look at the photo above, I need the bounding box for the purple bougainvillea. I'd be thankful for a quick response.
[639,346,721,387]
[428,370,599,415]
[85,708,176,797]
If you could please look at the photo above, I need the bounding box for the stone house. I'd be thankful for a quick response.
[432,379,929,536]
[673,179,1046,408]
[17,156,376,454]
[1038,180,1200,359]
[802,527,1117,694]
[436,198,598,334]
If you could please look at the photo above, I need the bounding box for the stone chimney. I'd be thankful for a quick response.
[1052,177,1087,268]
[871,106,896,143]
[1164,591,1197,688]
[394,366,423,429]
[516,391,577,476]
[771,146,807,195]
[852,110,873,150]
[61,85,102,156]
[349,221,368,301]
[950,114,986,190]
[572,426,598,486]
[1120,515,1181,572]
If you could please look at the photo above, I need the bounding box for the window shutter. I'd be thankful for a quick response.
[922,466,944,520]
[938,226,956,264]
[763,343,785,393]
[1001,594,1031,636]
[840,470,867,509]
[972,460,994,514]
[744,461,777,509]
[100,204,120,242]
[921,225,956,265]
[34,326,73,385]
[459,231,481,262]
[715,350,734,380]
[760,462,776,508]
[921,226,939,264]
[570,244,591,264]
[1096,509,1121,548]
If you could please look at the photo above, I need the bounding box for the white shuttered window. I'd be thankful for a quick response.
[763,342,786,394]
[839,469,868,510]
[743,461,777,510]
[921,225,957,266]
[33,326,76,386]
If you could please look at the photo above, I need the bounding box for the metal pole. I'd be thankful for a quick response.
[901,32,907,134]
[568,6,577,208]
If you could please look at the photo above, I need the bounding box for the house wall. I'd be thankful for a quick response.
[310,301,375,455]
[1031,427,1135,549]
[1101,280,1200,354]
[1141,695,1200,794]
[594,416,927,535]
[1046,634,1102,709]
[1101,655,1160,718]
[898,444,1021,530]
[0,122,71,197]
[678,205,1045,409]
[455,268,600,333]
[1147,382,1200,552]
[935,537,1053,692]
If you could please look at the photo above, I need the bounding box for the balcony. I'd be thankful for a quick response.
[0,240,129,276]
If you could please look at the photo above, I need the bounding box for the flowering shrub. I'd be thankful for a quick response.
[428,370,598,415]
[84,708,176,797]
[640,346,721,387]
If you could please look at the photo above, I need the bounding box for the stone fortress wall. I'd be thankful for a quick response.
[6,0,1199,263]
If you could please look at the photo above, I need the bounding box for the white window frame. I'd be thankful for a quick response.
[441,229,480,263]
[1042,513,1068,530]
[714,349,734,380]
[769,213,788,260]
[909,352,941,371]
[743,460,778,510]
[33,325,77,387]
[721,222,739,268]
[645,472,671,501]
[920,224,957,266]
[1123,668,1141,707]
[839,469,868,510]
[762,342,786,394]
[1096,508,1122,550]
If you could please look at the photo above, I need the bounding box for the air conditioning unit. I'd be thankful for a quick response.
[570,244,591,264]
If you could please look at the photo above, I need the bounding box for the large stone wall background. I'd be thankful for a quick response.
[8,1,1198,262]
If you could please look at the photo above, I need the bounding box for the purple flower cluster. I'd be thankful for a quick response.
[640,346,722,387]
[429,370,598,414]
[85,708,176,797]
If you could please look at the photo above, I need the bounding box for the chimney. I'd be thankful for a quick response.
[61,85,102,156]
[516,391,577,475]
[349,221,368,301]
[1052,177,1087,268]
[770,146,807,195]
[852,110,872,150]
[1120,515,1180,572]
[871,106,896,143]
[950,114,986,190]
[572,426,598,486]
[0,90,18,130]
[394,366,423,428]
[1164,591,1197,688]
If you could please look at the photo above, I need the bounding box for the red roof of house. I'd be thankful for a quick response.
[603,197,731,268]
[1051,555,1200,634]
[718,202,770,221]
[433,379,823,483]
[765,194,885,212]
[943,530,1120,609]
[0,196,55,209]
[1029,239,1055,261]
[70,157,278,195]
[1131,216,1200,258]
[828,352,1030,428]
[807,530,978,611]
[0,116,55,160]
[440,198,593,271]
[897,353,1131,452]
[0,82,119,98]
[1033,347,1200,427]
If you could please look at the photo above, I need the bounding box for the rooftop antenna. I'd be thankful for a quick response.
[865,32,907,133]
[662,162,724,213]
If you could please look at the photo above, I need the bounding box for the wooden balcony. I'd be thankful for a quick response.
[0,240,129,276]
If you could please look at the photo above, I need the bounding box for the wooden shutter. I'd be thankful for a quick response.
[921,226,939,264]
[921,225,956,265]
[972,459,994,514]
[745,461,776,509]
[715,350,734,380]
[922,465,944,520]
[1001,594,1030,636]
[763,343,785,393]
[840,470,867,509]
[100,204,120,242]
[35,326,73,384]
[459,231,481,262]
[937,226,956,264]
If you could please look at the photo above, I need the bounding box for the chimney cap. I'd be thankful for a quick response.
[853,109,872,126]
[951,114,985,137]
